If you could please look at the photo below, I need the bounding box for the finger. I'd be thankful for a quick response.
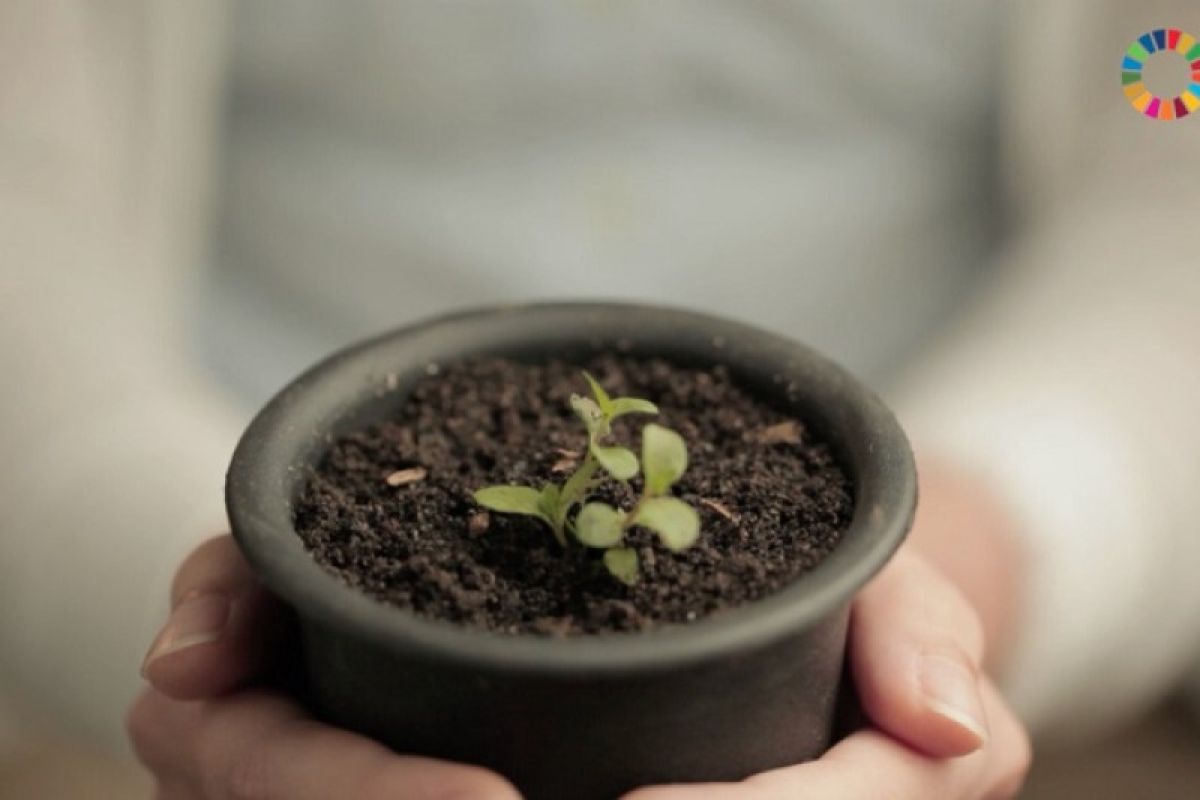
[168,535,260,606]
[850,549,989,757]
[128,688,520,800]
[781,678,1029,800]
[975,679,1032,799]
[619,730,964,800]
[623,678,1030,800]
[153,777,202,800]
[127,689,205,781]
[142,535,287,699]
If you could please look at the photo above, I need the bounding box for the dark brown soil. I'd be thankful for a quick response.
[294,356,853,635]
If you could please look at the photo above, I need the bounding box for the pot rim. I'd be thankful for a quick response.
[227,302,915,676]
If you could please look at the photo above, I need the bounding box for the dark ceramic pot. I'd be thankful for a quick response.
[226,302,916,800]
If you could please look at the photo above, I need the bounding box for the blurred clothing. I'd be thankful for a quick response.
[209,0,1000,402]
[2,0,1200,751]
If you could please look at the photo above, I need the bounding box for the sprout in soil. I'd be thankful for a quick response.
[473,371,700,585]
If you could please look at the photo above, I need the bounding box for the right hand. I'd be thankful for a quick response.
[624,548,1031,800]
[126,535,520,800]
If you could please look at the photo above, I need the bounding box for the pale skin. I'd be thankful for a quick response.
[128,459,1031,799]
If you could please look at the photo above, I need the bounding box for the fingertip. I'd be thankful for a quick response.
[852,636,989,758]
[142,588,281,699]
[920,699,989,756]
[850,550,991,758]
[142,637,248,699]
[142,590,232,686]
[169,535,256,607]
[915,650,989,756]
[875,660,989,758]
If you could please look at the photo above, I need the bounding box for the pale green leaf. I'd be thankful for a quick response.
[592,443,639,481]
[557,459,598,522]
[474,485,545,517]
[538,484,561,520]
[575,502,625,548]
[609,397,658,419]
[536,484,567,546]
[582,371,614,417]
[642,423,688,495]
[633,496,700,551]
[603,547,639,585]
[570,394,605,436]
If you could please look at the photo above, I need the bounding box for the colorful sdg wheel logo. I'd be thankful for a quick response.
[1122,28,1200,120]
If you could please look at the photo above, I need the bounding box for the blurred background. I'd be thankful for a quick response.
[2,1,1199,796]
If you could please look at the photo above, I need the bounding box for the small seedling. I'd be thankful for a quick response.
[473,372,700,584]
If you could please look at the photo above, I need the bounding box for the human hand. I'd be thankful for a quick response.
[130,472,1030,800]
[126,535,519,800]
[622,548,1031,799]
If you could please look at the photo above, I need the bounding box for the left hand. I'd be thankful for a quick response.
[128,536,519,800]
[622,548,1032,799]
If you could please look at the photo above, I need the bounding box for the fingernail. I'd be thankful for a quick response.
[141,591,230,675]
[920,652,989,745]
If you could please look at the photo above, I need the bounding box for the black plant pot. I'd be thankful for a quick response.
[226,302,916,800]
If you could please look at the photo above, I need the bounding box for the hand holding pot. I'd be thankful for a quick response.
[128,302,1030,799]
[128,536,520,800]
[129,537,1029,800]
[624,548,1031,800]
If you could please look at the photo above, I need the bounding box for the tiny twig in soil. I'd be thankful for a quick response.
[550,455,578,473]
[756,421,801,445]
[386,467,428,486]
[699,498,737,522]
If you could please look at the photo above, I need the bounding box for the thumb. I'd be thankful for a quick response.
[141,535,287,699]
[850,549,990,758]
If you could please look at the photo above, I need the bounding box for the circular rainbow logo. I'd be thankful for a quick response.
[1122,28,1200,120]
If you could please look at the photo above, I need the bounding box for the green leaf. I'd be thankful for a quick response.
[633,497,700,551]
[475,485,566,546]
[474,485,546,518]
[536,484,567,546]
[609,397,658,419]
[603,547,639,585]
[641,423,688,495]
[558,458,598,521]
[570,394,606,436]
[538,484,561,520]
[591,443,639,481]
[582,371,614,417]
[575,502,625,548]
